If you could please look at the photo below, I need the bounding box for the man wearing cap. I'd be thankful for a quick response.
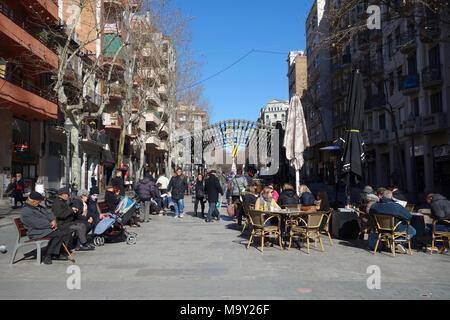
[52,188,94,251]
[20,191,73,264]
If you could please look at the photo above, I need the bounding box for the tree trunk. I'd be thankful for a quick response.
[117,124,126,169]
[70,125,81,190]
[138,144,146,180]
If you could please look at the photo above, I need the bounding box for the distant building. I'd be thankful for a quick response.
[287,51,308,101]
[257,99,290,129]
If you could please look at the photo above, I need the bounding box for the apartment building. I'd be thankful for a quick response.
[328,0,450,198]
[303,0,333,183]
[257,99,290,129]
[0,0,59,195]
[287,51,308,101]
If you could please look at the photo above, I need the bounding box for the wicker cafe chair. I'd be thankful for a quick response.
[246,210,283,252]
[430,217,450,255]
[372,214,413,257]
[355,208,375,240]
[288,212,326,254]
[319,209,334,246]
[405,204,415,213]
[241,203,254,234]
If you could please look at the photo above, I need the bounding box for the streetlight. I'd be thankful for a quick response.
[405,112,418,204]
[64,118,73,191]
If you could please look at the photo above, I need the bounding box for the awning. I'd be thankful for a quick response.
[320,146,341,151]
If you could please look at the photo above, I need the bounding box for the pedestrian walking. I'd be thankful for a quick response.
[13,173,25,208]
[204,170,223,223]
[194,174,206,218]
[156,172,170,209]
[6,177,16,208]
[167,168,188,218]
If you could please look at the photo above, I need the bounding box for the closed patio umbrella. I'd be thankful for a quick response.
[340,70,366,205]
[283,94,310,195]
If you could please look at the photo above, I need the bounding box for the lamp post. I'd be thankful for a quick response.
[64,118,73,190]
[406,112,418,203]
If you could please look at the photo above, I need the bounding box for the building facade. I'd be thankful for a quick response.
[257,99,290,129]
[287,51,308,101]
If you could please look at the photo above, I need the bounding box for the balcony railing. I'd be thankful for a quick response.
[422,65,442,89]
[0,1,57,53]
[1,64,57,103]
[83,126,107,145]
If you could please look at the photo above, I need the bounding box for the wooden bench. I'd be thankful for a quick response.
[10,218,75,265]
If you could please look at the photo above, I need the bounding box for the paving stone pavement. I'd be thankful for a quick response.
[0,200,449,300]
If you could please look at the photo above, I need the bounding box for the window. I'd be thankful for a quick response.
[395,27,401,48]
[429,45,440,66]
[389,72,394,96]
[407,53,417,75]
[379,112,386,130]
[397,66,403,90]
[430,91,442,114]
[412,97,419,117]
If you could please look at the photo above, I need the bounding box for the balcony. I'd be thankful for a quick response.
[145,112,161,128]
[422,113,447,134]
[102,113,123,130]
[158,68,169,84]
[104,23,120,34]
[104,0,125,10]
[397,33,417,54]
[147,90,161,107]
[0,7,58,68]
[158,85,168,100]
[362,130,373,145]
[372,129,389,144]
[82,126,107,145]
[422,65,442,89]
[401,74,420,95]
[0,68,57,120]
[146,135,161,148]
[108,84,125,101]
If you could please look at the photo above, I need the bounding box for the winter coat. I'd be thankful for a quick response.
[194,180,206,198]
[277,190,300,207]
[204,175,223,203]
[430,194,450,219]
[105,190,121,213]
[299,192,315,206]
[52,196,75,229]
[13,179,25,196]
[167,175,188,200]
[230,175,248,197]
[241,192,258,206]
[369,198,412,222]
[135,177,158,201]
[254,196,281,211]
[21,203,56,240]
[392,189,408,202]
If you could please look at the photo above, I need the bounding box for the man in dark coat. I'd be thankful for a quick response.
[13,173,25,208]
[167,168,188,218]
[21,191,73,264]
[425,194,450,253]
[204,170,223,223]
[194,174,206,218]
[52,188,94,251]
[134,174,159,222]
[369,190,416,253]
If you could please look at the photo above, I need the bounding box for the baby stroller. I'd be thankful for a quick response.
[93,196,138,246]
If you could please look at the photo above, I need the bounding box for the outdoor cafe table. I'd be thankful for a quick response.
[268,209,307,246]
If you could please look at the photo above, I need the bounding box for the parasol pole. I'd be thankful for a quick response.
[296,170,300,197]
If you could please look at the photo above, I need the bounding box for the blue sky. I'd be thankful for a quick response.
[178,0,314,124]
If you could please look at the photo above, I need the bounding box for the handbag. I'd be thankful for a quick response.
[227,202,235,218]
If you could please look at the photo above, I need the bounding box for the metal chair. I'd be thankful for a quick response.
[430,217,450,255]
[241,203,254,234]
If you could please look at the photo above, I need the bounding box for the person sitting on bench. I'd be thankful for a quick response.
[20,191,73,265]
[52,188,95,251]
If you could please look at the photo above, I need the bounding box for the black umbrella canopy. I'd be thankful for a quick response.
[340,70,366,198]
